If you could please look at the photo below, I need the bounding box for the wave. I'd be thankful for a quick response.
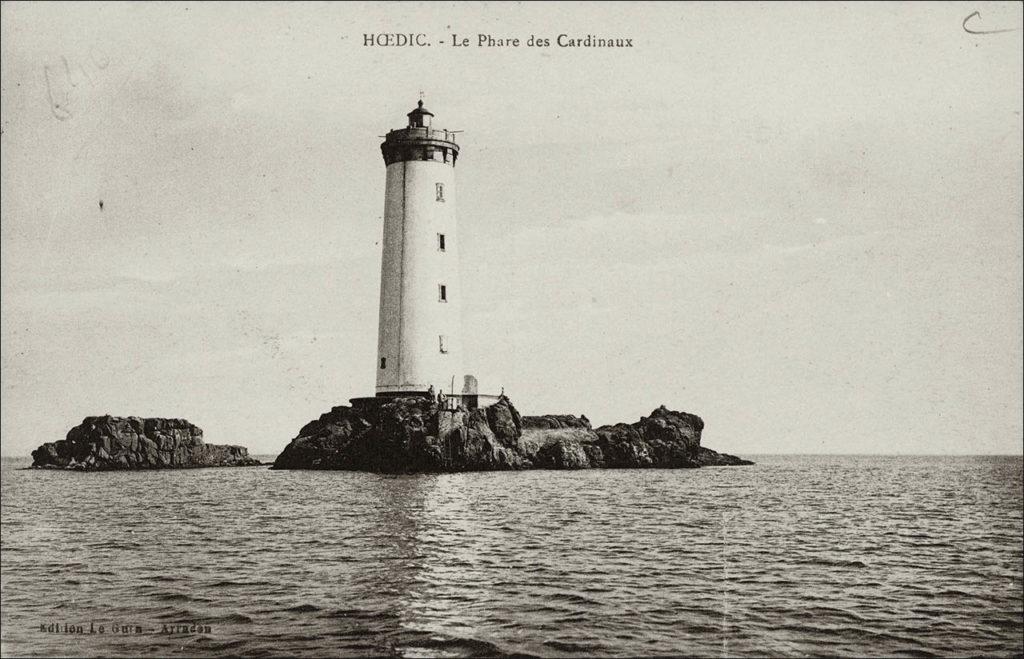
[2,456,1021,657]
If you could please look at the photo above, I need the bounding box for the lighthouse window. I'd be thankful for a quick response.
[439,335,448,354]
[438,233,446,251]
[439,284,447,302]
[380,358,386,369]
[436,183,445,202]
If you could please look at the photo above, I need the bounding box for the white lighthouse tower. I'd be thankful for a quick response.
[375,100,465,401]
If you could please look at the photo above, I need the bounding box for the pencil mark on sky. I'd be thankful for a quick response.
[43,46,113,121]
[962,11,1020,35]
[43,65,71,120]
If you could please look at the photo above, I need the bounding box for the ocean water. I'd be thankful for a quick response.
[1,455,1021,657]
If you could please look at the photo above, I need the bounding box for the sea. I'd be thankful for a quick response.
[1,455,1021,657]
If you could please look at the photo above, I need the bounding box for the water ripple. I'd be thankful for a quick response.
[1,455,1021,656]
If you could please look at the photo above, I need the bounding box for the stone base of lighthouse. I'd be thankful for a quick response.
[355,389,505,412]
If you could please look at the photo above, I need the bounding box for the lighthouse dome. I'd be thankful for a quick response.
[407,100,434,128]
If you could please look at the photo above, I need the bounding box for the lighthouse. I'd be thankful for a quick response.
[375,100,465,401]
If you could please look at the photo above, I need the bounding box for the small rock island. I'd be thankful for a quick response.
[31,416,261,471]
[272,396,751,472]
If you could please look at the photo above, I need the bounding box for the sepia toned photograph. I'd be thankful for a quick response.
[1,2,1022,656]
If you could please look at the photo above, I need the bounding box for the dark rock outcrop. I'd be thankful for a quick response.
[271,396,528,472]
[272,396,752,472]
[697,446,755,467]
[31,416,261,471]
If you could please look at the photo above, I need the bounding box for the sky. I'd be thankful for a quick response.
[2,2,1022,457]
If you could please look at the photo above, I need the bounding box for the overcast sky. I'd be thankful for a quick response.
[2,2,1021,457]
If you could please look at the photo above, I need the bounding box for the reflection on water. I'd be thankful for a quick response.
[1,455,1022,657]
